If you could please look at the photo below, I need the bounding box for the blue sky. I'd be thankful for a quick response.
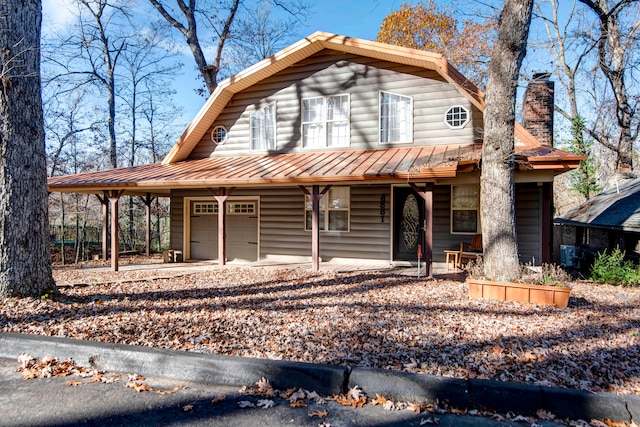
[42,0,403,124]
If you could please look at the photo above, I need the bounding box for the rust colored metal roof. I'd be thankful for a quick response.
[48,144,583,195]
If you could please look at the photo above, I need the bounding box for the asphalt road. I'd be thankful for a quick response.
[0,357,567,427]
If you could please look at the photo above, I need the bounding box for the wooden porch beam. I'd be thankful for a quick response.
[299,185,331,272]
[96,193,109,261]
[409,182,434,278]
[208,187,235,266]
[105,190,125,271]
[139,193,155,257]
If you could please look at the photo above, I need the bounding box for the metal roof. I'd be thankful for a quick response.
[555,177,640,233]
[48,144,582,196]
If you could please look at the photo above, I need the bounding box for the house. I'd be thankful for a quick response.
[554,176,640,268]
[47,32,583,272]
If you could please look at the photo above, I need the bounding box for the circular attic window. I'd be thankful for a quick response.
[211,126,228,145]
[445,106,470,129]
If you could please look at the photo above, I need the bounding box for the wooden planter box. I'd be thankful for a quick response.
[467,278,571,307]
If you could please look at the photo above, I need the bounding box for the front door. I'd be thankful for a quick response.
[393,187,424,261]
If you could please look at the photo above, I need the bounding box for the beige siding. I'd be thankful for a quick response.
[515,184,542,263]
[171,185,391,261]
[189,50,482,159]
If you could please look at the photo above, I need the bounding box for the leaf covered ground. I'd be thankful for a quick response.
[2,265,640,394]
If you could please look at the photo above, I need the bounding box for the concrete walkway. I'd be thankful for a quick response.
[0,333,637,426]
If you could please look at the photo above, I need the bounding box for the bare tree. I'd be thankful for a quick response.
[480,0,534,281]
[578,0,639,171]
[0,0,56,297]
[148,0,309,94]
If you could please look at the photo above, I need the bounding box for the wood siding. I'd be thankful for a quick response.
[170,183,543,264]
[189,50,482,159]
[171,185,391,261]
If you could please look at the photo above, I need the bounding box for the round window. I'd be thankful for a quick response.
[445,106,470,129]
[211,126,228,145]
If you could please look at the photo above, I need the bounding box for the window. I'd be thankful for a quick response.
[302,95,349,148]
[451,185,479,234]
[305,187,350,231]
[193,202,218,214]
[380,91,412,143]
[445,106,470,129]
[228,202,255,214]
[211,126,228,145]
[251,103,276,151]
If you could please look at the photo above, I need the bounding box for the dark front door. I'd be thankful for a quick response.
[393,187,424,261]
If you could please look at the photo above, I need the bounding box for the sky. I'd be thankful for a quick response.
[41,0,402,125]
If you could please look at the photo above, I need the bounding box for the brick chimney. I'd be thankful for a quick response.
[522,72,554,147]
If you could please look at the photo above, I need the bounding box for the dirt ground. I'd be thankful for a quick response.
[2,262,640,395]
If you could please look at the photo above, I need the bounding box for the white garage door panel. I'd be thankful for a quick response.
[190,215,218,260]
[227,214,258,262]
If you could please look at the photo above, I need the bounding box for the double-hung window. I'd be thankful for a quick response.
[302,95,349,148]
[451,185,480,234]
[305,187,350,231]
[379,91,412,143]
[251,103,276,151]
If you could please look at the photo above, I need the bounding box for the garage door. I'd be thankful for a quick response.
[189,200,258,262]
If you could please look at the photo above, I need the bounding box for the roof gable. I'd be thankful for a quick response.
[162,31,487,164]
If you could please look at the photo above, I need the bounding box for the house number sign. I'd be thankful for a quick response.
[379,195,386,222]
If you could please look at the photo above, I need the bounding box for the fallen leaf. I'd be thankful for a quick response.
[420,417,440,425]
[536,409,556,420]
[182,405,193,412]
[370,394,388,405]
[309,409,328,418]
[211,395,227,405]
[257,399,275,409]
[238,401,255,408]
[290,400,307,408]
[256,377,275,397]
[66,380,82,386]
[407,402,423,414]
[126,381,153,392]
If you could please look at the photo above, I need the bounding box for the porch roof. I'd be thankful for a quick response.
[48,143,583,196]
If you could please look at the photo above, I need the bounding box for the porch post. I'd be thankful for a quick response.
[140,193,154,257]
[542,182,552,264]
[208,187,234,266]
[410,182,433,278]
[96,193,109,261]
[105,190,125,271]
[299,185,331,272]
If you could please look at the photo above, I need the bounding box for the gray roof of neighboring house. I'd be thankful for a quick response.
[554,177,640,233]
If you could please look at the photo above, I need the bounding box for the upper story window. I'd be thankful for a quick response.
[305,187,350,232]
[211,126,228,145]
[451,185,480,234]
[380,91,412,144]
[445,106,470,129]
[302,94,349,148]
[251,103,276,151]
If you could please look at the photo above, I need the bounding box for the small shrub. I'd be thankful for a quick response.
[590,247,640,285]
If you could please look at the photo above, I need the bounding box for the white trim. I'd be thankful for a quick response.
[250,102,277,152]
[450,184,480,235]
[211,126,228,145]
[183,196,261,261]
[378,90,413,144]
[444,105,470,129]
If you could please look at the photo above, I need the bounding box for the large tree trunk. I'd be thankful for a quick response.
[480,0,533,281]
[0,0,56,297]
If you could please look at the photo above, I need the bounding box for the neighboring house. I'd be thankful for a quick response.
[554,176,640,268]
[48,32,582,272]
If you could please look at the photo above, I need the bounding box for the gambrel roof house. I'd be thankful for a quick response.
[48,32,583,273]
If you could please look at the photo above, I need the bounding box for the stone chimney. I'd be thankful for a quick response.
[522,72,554,147]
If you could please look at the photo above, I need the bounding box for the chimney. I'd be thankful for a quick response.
[523,72,554,147]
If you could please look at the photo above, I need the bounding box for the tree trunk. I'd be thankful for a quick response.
[0,0,56,297]
[480,0,533,281]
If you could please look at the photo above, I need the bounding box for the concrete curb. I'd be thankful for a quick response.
[1,333,636,423]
